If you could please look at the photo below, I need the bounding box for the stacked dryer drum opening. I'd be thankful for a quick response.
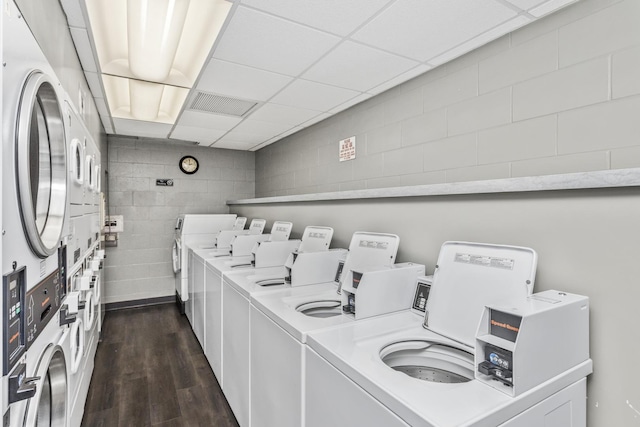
[15,71,68,259]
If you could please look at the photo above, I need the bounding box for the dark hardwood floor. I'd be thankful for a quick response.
[82,303,239,426]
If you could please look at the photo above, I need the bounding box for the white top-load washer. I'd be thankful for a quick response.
[172,214,237,311]
[305,241,592,427]
[186,218,275,327]
[203,218,265,257]
[248,232,429,427]
[214,226,336,427]
[198,226,334,384]
[187,221,295,342]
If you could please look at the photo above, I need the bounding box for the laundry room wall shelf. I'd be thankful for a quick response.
[227,168,640,205]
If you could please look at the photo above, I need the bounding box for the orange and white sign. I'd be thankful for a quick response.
[339,136,356,162]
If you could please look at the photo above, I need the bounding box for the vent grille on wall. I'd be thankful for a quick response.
[188,92,258,117]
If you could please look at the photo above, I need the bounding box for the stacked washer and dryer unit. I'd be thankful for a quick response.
[1,2,103,426]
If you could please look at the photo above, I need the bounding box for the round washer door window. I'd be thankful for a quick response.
[16,71,67,258]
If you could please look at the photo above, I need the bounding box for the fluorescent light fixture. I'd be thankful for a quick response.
[102,75,189,124]
[85,0,231,123]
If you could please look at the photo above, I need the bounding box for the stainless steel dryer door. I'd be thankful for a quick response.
[23,344,68,426]
[16,71,67,258]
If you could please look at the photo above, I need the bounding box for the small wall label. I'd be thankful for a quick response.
[339,136,356,162]
[156,179,174,186]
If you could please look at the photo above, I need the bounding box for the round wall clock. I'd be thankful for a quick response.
[179,155,199,174]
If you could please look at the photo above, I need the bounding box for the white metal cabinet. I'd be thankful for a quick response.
[192,252,206,348]
[305,347,409,427]
[222,283,250,427]
[250,306,303,427]
[204,261,223,383]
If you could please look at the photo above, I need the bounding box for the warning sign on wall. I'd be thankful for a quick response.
[339,136,356,162]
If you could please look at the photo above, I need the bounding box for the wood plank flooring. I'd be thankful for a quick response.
[82,304,239,426]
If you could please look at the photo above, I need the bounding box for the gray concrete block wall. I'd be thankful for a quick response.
[255,0,640,197]
[104,136,255,304]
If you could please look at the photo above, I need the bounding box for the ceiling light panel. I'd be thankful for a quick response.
[102,74,189,124]
[85,0,231,87]
[212,6,341,77]
[302,41,421,92]
[352,0,517,62]
[197,59,293,102]
[240,0,393,36]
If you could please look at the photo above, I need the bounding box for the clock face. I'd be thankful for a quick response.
[180,155,199,174]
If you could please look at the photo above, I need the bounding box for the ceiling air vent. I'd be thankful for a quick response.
[188,92,258,117]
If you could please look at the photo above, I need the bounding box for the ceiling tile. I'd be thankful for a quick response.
[270,79,361,112]
[177,110,242,131]
[303,41,420,92]
[60,0,86,28]
[429,16,531,66]
[248,103,323,126]
[84,71,104,99]
[301,113,332,126]
[94,97,110,118]
[112,119,172,138]
[505,0,549,10]
[367,64,432,95]
[197,59,293,102]
[222,129,273,144]
[231,119,295,138]
[240,0,393,36]
[212,6,341,76]
[170,125,227,144]
[529,0,578,17]
[102,119,114,134]
[327,95,371,115]
[352,0,517,62]
[211,139,262,150]
[69,28,97,72]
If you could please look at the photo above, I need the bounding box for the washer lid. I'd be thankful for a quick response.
[426,241,537,348]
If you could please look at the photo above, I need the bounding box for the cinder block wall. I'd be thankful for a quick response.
[255,0,640,197]
[105,136,255,304]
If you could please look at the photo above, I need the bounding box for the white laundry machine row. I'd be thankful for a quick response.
[2,1,70,424]
[61,245,102,427]
[304,242,592,427]
[187,220,297,349]
[1,1,103,425]
[185,219,287,331]
[172,214,240,314]
[210,226,337,427]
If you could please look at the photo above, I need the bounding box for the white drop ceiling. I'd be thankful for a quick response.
[60,0,578,151]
